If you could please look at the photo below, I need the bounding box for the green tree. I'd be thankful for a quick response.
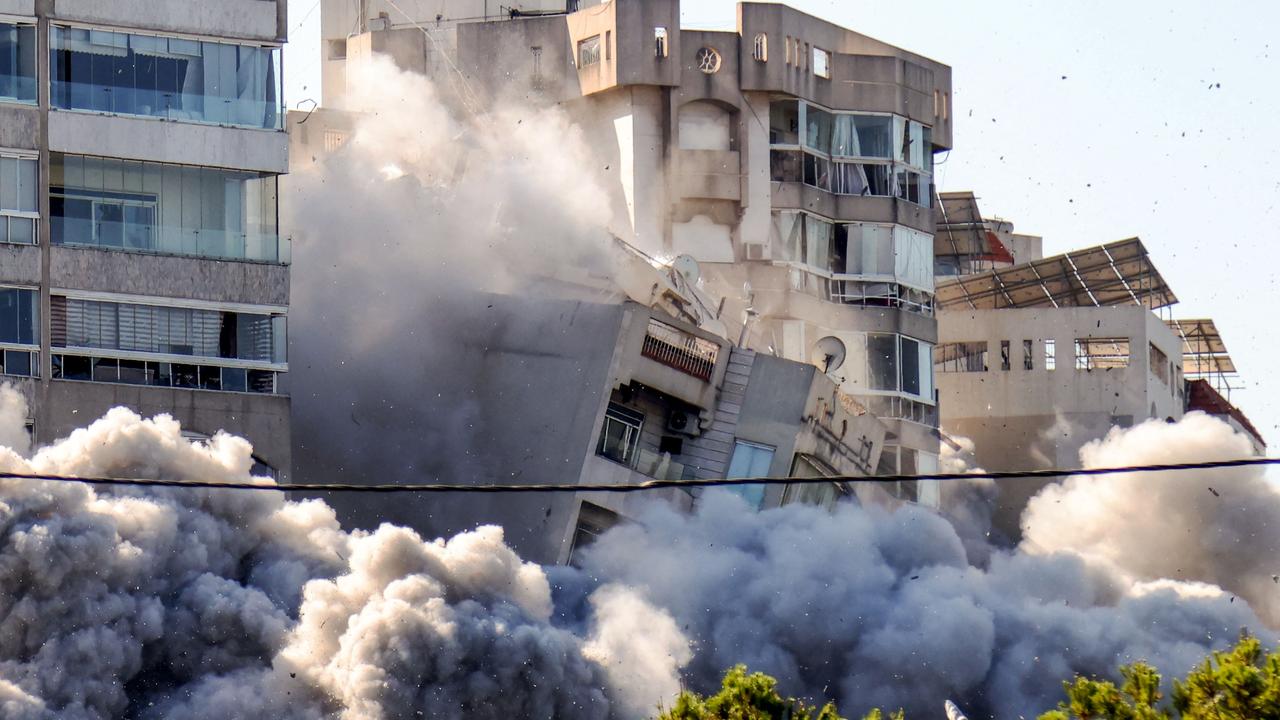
[1040,634,1280,720]
[655,665,902,720]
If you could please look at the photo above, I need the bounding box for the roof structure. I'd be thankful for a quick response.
[1166,318,1237,378]
[935,238,1177,311]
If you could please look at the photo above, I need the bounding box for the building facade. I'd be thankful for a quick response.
[311,0,952,502]
[932,195,1263,539]
[0,0,292,474]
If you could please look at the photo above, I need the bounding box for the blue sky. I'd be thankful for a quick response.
[284,0,1280,449]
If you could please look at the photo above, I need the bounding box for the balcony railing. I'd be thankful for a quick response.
[641,318,719,381]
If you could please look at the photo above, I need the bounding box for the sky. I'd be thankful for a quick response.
[283,0,1280,449]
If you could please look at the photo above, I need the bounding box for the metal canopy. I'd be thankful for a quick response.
[935,238,1178,311]
[1166,318,1237,377]
[933,191,988,258]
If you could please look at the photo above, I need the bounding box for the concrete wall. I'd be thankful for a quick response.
[289,293,629,565]
[938,305,1185,541]
[33,380,292,473]
[48,113,289,174]
[50,247,289,306]
[51,0,283,42]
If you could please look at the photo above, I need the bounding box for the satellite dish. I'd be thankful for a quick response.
[811,336,847,374]
[672,254,701,285]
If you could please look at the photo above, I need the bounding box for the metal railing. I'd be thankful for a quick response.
[641,318,719,381]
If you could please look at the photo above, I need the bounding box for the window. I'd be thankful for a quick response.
[1150,343,1170,384]
[0,287,38,378]
[782,455,839,509]
[50,26,281,129]
[784,35,791,65]
[753,33,767,62]
[567,502,618,567]
[867,333,899,391]
[1045,339,1056,370]
[597,402,642,466]
[654,27,668,58]
[1075,338,1130,370]
[1000,340,1011,371]
[696,47,721,74]
[935,342,989,373]
[326,38,347,60]
[774,104,931,206]
[1023,339,1034,370]
[604,31,611,61]
[0,22,36,104]
[726,441,775,510]
[0,153,37,244]
[50,154,282,263]
[812,47,831,78]
[52,296,286,364]
[577,35,601,67]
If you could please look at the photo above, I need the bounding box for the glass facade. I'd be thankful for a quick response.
[50,26,281,130]
[769,100,933,207]
[0,22,36,104]
[51,153,284,263]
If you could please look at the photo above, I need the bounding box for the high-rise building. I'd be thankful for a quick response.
[0,1,292,475]
[308,0,953,504]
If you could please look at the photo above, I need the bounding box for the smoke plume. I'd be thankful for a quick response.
[1022,412,1280,624]
[0,389,681,720]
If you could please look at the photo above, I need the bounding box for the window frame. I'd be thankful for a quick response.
[0,151,39,245]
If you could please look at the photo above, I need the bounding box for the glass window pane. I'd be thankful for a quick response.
[867,333,899,391]
[900,337,920,396]
[803,104,832,154]
[0,157,15,210]
[17,158,35,212]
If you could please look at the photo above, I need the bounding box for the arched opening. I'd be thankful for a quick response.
[677,100,736,151]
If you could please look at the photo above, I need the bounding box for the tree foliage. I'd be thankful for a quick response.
[1040,634,1280,720]
[655,665,902,720]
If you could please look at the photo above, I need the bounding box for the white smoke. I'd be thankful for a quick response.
[1022,412,1280,623]
[0,389,683,720]
[567,487,1268,719]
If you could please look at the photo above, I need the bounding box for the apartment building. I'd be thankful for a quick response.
[932,193,1263,539]
[309,0,952,502]
[0,1,291,474]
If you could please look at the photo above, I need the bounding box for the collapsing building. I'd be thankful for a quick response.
[932,192,1264,539]
[289,0,951,561]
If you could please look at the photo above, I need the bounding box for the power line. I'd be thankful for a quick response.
[1,457,1276,494]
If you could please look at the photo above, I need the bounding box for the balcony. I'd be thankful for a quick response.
[641,317,719,381]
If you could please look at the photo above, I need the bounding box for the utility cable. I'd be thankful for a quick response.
[1,457,1276,494]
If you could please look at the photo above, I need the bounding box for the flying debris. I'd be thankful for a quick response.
[945,699,970,720]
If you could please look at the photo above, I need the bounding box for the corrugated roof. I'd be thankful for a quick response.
[1166,318,1237,376]
[935,238,1177,311]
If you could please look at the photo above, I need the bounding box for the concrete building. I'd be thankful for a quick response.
[932,193,1263,538]
[0,0,292,474]
[285,283,889,565]
[306,0,953,504]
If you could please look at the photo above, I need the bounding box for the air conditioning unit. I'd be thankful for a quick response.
[666,409,702,436]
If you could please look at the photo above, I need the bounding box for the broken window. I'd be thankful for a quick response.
[326,38,346,60]
[654,27,668,58]
[1150,342,1170,384]
[935,342,989,373]
[753,33,767,62]
[567,502,619,567]
[812,46,831,78]
[577,35,600,67]
[1074,337,1130,370]
[1000,340,1011,371]
[769,100,800,144]
[1023,339,1034,370]
[596,402,643,466]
